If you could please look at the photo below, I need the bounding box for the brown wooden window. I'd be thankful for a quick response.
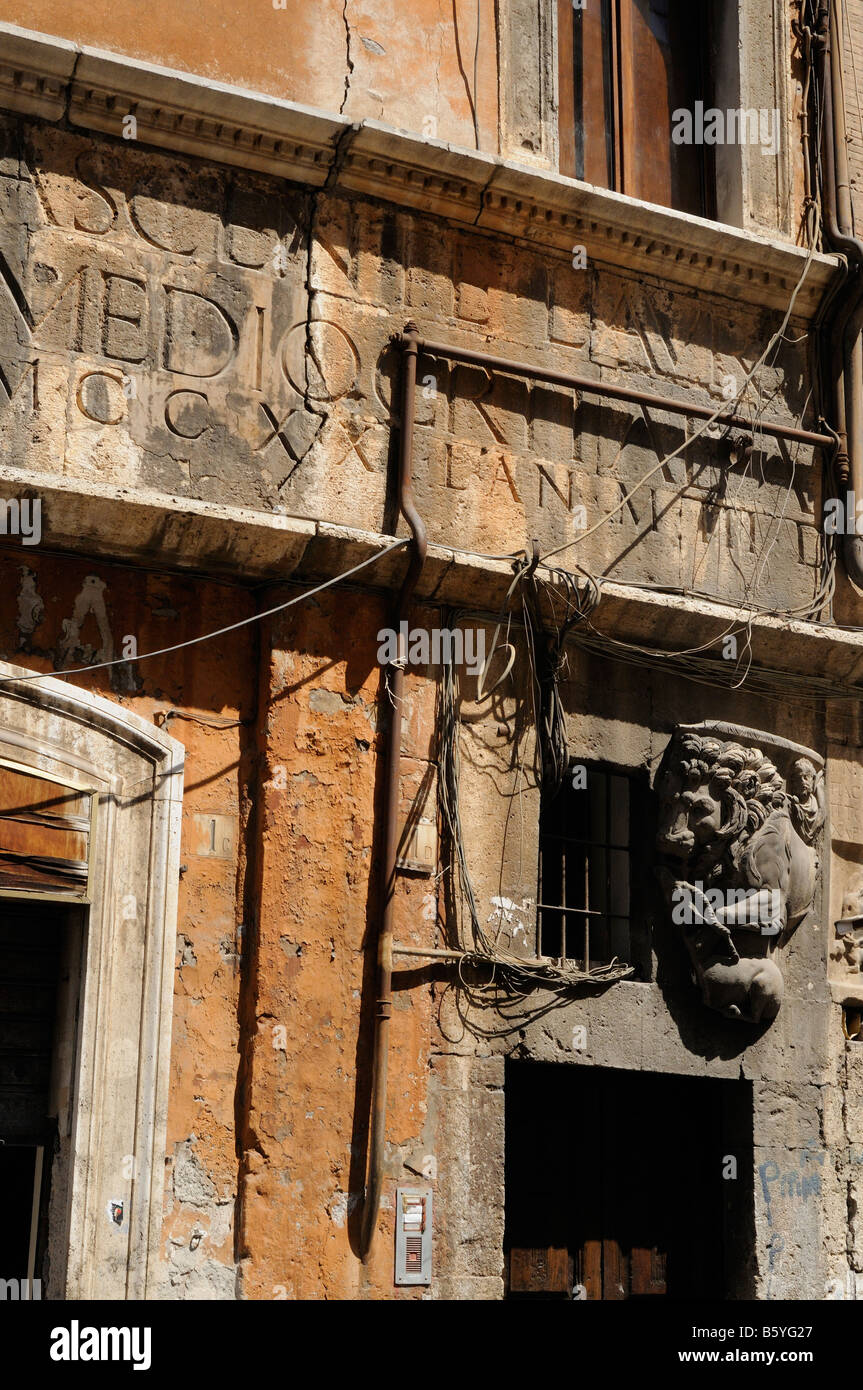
[557,0,714,218]
[537,763,650,972]
[0,766,92,898]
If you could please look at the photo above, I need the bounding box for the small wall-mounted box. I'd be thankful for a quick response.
[397,822,437,876]
[394,1187,432,1286]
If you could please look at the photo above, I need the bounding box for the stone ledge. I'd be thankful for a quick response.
[584,580,863,688]
[0,466,318,580]
[0,24,77,122]
[0,464,860,694]
[0,22,838,320]
[69,47,340,186]
[477,159,830,315]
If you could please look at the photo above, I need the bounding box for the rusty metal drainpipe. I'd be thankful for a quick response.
[819,4,850,476]
[360,322,428,1259]
[822,0,863,583]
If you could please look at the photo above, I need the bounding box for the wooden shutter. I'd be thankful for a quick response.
[558,0,613,186]
[617,0,709,214]
[558,0,712,217]
[0,766,92,896]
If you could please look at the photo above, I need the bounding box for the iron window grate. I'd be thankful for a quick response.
[537,765,636,969]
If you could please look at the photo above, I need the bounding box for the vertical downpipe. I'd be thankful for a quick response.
[360,323,427,1259]
[823,1,863,580]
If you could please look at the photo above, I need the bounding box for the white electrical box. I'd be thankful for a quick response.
[394,1187,432,1286]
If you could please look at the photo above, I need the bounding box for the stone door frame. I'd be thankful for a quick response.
[0,660,184,1298]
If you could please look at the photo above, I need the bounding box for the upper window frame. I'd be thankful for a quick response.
[557,0,716,219]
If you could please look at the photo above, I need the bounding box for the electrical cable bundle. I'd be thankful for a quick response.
[437,592,634,1009]
[521,563,601,799]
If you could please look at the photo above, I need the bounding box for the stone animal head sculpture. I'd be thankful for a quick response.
[655,723,824,1023]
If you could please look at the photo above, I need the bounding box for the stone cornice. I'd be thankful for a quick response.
[0,22,75,121]
[0,22,837,319]
[0,464,861,695]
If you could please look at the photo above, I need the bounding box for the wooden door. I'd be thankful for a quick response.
[506,1063,735,1300]
[573,1070,671,1299]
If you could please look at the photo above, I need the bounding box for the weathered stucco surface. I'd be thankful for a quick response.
[0,0,501,152]
[0,1,862,1303]
[0,547,255,1297]
[236,590,437,1298]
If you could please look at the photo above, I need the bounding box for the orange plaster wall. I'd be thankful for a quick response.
[236,587,439,1299]
[0,0,500,152]
[0,545,257,1291]
[0,554,442,1298]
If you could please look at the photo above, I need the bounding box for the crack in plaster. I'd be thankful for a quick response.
[473,161,498,227]
[339,0,355,116]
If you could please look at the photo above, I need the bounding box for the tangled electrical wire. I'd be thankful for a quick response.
[520,560,601,797]
[429,21,842,1033]
[436,576,634,1033]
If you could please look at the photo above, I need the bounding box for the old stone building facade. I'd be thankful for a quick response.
[0,0,862,1301]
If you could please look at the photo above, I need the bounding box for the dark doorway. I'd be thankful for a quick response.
[0,902,81,1289]
[505,1061,754,1300]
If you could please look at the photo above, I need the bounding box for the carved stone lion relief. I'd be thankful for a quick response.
[655,722,825,1024]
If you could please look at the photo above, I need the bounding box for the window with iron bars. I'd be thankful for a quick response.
[537,762,651,975]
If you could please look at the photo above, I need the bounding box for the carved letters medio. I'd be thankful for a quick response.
[0,131,368,489]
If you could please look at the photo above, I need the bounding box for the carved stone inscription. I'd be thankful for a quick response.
[655,722,825,1024]
[0,122,386,513]
[0,118,823,605]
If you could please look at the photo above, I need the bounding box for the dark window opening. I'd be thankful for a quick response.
[537,762,651,976]
[505,1061,755,1300]
[0,902,81,1289]
[558,0,715,218]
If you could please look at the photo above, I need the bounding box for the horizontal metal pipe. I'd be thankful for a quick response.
[535,902,602,917]
[411,336,834,450]
[392,945,469,960]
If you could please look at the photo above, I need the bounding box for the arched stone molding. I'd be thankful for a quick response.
[0,660,184,1299]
